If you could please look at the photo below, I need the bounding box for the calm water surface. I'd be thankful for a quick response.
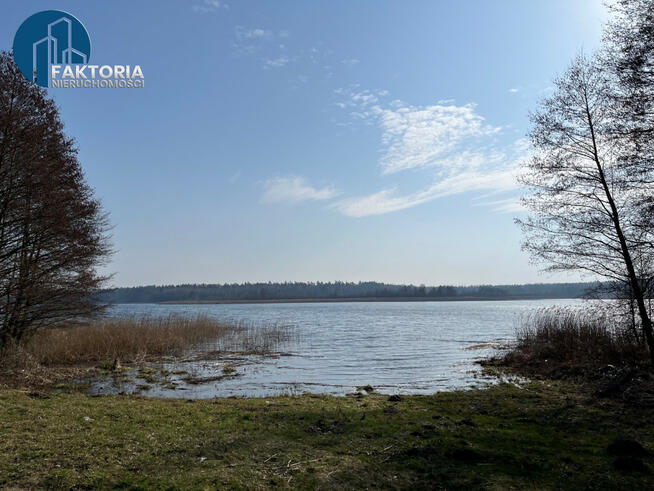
[93,299,582,398]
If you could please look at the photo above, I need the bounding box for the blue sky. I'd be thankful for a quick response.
[1,1,607,287]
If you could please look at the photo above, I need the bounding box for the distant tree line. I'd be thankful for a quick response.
[98,281,603,304]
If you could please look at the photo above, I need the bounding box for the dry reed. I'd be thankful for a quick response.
[510,306,648,368]
[1,315,292,368]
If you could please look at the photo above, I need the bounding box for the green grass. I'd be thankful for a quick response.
[1,382,653,489]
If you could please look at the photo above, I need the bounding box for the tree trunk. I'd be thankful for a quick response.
[585,96,654,364]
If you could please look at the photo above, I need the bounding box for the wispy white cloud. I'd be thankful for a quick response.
[376,103,502,175]
[237,27,273,39]
[341,58,360,66]
[192,0,228,13]
[263,55,293,69]
[232,26,285,55]
[336,88,503,175]
[508,87,520,93]
[334,166,520,217]
[475,196,525,213]
[261,176,339,204]
[332,88,530,217]
[231,30,344,78]
[336,87,384,107]
[334,88,389,125]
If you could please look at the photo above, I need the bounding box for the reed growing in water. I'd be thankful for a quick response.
[503,306,649,371]
[0,314,292,369]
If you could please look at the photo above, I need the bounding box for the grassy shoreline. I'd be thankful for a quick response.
[2,380,653,489]
[3,308,654,488]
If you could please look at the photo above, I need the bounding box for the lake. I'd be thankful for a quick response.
[91,299,583,398]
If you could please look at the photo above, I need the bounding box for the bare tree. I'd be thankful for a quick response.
[0,52,112,348]
[518,53,654,362]
[604,0,654,244]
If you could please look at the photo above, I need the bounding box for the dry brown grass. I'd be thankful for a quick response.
[504,306,649,371]
[1,315,292,369]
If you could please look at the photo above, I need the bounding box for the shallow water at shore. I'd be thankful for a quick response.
[87,299,583,397]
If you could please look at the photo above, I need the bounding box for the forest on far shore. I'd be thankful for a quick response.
[99,281,607,303]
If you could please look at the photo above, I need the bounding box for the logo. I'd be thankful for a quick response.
[13,10,144,89]
[13,10,90,87]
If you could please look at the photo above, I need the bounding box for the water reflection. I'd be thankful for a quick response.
[86,299,582,398]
